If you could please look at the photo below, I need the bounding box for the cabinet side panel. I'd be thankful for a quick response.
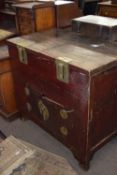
[35,7,55,31]
[89,66,117,148]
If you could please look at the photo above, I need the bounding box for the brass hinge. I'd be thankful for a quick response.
[17,46,28,64]
[55,57,71,83]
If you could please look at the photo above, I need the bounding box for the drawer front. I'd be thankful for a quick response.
[99,6,117,17]
[15,48,89,97]
[23,83,87,156]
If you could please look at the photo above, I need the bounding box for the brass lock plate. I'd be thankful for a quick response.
[56,57,71,83]
[17,46,28,64]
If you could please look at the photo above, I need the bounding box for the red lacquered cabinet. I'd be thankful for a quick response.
[7,32,117,169]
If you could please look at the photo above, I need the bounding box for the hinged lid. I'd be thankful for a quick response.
[7,31,117,73]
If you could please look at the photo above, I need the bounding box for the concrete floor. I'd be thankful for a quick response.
[0,116,117,175]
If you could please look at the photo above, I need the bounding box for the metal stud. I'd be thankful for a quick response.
[60,126,68,136]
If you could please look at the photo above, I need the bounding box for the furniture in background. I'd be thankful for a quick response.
[72,15,117,41]
[13,1,55,35]
[0,0,82,35]
[0,45,17,118]
[0,29,17,119]
[98,1,117,18]
[0,29,16,45]
[84,0,98,15]
[0,0,17,30]
[55,1,82,29]
[13,1,81,35]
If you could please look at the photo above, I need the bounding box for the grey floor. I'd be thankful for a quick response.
[0,116,117,175]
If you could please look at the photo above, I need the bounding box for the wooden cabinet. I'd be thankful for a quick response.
[14,1,80,35]
[14,2,55,35]
[0,0,80,34]
[7,31,117,169]
[72,15,117,41]
[55,1,81,28]
[98,1,117,18]
[0,45,17,118]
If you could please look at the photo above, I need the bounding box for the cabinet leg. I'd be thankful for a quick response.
[20,113,28,121]
[79,161,90,170]
[73,153,90,170]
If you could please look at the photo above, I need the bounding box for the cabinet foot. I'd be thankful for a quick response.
[79,161,90,170]
[20,113,28,121]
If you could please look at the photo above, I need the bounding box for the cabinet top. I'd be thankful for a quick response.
[73,15,117,28]
[0,29,14,41]
[7,30,117,73]
[98,1,117,6]
[13,1,75,9]
[13,1,54,9]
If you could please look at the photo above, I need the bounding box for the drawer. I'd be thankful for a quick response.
[23,83,86,149]
[14,47,89,97]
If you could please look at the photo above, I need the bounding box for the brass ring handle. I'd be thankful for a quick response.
[60,109,74,119]
[60,109,68,119]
